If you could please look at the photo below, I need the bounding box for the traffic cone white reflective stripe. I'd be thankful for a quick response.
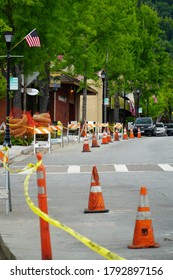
[101,130,108,144]
[137,127,141,138]
[107,127,112,142]
[82,136,91,152]
[91,131,100,147]
[130,128,135,139]
[123,127,128,140]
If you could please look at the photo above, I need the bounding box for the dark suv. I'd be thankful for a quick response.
[133,117,156,136]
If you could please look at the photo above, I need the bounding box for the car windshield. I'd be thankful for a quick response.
[135,118,151,124]
[156,123,163,127]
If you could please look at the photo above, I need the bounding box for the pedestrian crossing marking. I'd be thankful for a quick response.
[7,163,173,175]
[158,164,173,172]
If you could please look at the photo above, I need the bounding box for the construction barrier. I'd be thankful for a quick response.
[87,121,97,136]
[50,123,63,147]
[97,122,108,139]
[67,121,80,143]
[33,127,51,154]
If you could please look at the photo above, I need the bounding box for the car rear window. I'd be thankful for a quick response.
[164,123,173,128]
[135,118,152,124]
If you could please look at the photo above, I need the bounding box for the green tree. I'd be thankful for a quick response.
[0,0,69,112]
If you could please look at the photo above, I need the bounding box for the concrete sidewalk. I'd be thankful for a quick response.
[0,143,66,260]
[1,140,104,261]
[0,144,33,259]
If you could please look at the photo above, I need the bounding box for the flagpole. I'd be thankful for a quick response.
[11,28,36,50]
[11,37,25,50]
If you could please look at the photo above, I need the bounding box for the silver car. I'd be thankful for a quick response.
[155,122,167,136]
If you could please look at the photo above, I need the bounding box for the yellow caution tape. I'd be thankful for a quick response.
[4,162,37,174]
[24,166,125,260]
[2,147,38,174]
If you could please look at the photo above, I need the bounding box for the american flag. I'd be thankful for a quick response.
[25,29,41,47]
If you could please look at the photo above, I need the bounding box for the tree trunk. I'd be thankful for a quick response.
[114,91,120,122]
[82,75,87,122]
[12,65,22,115]
[37,63,50,113]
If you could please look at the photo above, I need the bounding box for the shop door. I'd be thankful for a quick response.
[69,103,75,121]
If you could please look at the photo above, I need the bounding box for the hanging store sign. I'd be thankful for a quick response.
[58,96,67,103]
[104,97,109,105]
[50,73,61,89]
[10,77,18,90]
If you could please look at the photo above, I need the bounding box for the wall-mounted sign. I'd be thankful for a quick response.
[10,77,18,90]
[26,88,39,96]
[21,88,39,95]
[58,96,67,103]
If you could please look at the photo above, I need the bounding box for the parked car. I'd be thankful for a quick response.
[164,123,173,136]
[133,117,156,136]
[155,122,167,136]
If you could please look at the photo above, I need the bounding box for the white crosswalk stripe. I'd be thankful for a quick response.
[114,164,129,172]
[67,165,80,173]
[158,164,173,171]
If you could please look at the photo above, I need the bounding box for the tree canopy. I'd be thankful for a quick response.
[0,0,173,121]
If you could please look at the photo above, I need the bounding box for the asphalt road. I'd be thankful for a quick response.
[1,135,173,260]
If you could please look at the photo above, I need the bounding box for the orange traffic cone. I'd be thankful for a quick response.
[91,131,100,147]
[129,128,135,139]
[101,130,108,144]
[123,127,128,140]
[128,186,160,249]
[137,127,142,138]
[114,129,119,141]
[84,166,109,213]
[82,136,91,152]
[107,127,112,143]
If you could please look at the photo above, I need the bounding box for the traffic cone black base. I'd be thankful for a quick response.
[84,209,109,213]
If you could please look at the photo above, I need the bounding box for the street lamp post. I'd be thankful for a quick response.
[3,31,13,148]
[101,70,107,123]
[123,91,126,127]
